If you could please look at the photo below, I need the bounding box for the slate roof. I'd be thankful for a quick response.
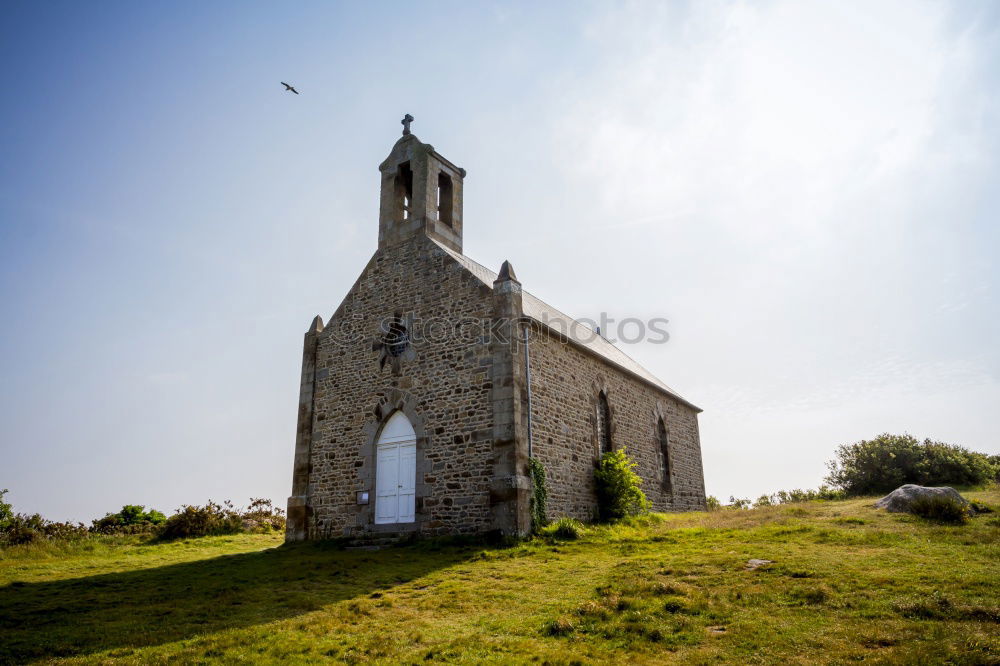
[430,239,701,412]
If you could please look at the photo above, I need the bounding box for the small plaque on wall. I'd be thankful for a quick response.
[357,491,369,505]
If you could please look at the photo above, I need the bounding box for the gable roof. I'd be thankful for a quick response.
[429,239,701,412]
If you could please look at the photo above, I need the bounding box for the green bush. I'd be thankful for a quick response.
[908,495,971,525]
[91,505,167,535]
[775,486,846,503]
[541,517,584,540]
[705,496,722,511]
[159,499,285,540]
[0,489,12,528]
[918,441,996,487]
[594,448,650,522]
[728,497,752,509]
[825,433,997,495]
[160,501,243,540]
[0,490,89,546]
[969,501,994,515]
[0,493,285,546]
[240,498,286,533]
[753,486,847,508]
[989,455,1000,482]
[528,458,549,533]
[714,488,847,511]
[1,513,88,546]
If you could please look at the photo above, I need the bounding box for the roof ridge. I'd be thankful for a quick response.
[427,241,594,330]
[428,239,700,411]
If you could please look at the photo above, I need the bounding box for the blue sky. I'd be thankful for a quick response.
[2,1,998,521]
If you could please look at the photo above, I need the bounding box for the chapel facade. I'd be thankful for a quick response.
[285,121,707,542]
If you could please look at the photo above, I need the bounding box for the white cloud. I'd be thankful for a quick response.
[541,0,1000,497]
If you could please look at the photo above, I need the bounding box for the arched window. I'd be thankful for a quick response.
[658,417,672,493]
[597,391,612,455]
[374,411,416,525]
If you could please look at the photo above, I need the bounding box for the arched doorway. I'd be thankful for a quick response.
[375,411,416,524]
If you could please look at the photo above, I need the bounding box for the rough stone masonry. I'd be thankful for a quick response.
[286,119,707,542]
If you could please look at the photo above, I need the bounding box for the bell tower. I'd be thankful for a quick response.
[378,115,465,253]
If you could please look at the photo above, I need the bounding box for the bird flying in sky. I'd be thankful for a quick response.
[281,82,299,95]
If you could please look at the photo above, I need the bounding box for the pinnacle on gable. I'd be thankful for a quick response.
[309,315,325,334]
[494,260,519,284]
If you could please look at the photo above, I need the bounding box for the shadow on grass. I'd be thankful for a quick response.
[0,540,471,662]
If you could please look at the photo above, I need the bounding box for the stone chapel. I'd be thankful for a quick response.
[285,119,707,542]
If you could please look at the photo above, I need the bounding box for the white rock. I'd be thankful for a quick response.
[746,559,774,570]
[874,484,968,513]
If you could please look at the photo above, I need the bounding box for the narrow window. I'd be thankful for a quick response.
[658,417,672,493]
[395,161,413,221]
[598,391,612,455]
[437,171,453,227]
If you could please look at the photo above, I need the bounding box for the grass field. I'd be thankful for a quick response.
[1,489,997,664]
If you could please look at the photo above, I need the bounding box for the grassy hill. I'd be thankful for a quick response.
[1,489,997,664]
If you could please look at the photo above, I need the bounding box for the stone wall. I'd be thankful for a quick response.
[527,325,707,520]
[303,235,499,539]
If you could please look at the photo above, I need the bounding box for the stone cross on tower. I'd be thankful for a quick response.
[401,114,414,136]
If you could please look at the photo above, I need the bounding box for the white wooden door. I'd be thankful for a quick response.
[397,441,416,523]
[375,443,400,524]
[374,412,417,525]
